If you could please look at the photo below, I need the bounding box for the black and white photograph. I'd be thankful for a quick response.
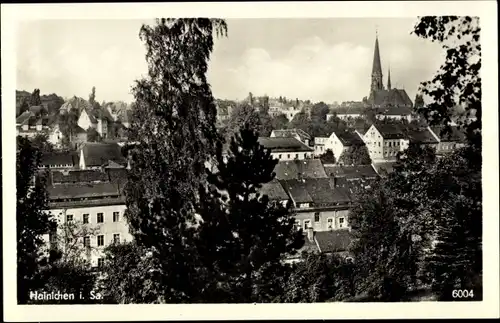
[2,1,499,321]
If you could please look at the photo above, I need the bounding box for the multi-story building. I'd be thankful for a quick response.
[258,137,314,161]
[313,130,365,162]
[363,124,409,163]
[44,168,132,268]
[79,142,128,170]
[77,107,111,139]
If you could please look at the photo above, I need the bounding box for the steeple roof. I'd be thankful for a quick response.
[387,67,392,89]
[371,35,382,77]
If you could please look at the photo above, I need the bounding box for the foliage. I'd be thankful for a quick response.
[16,136,55,303]
[310,102,330,121]
[30,133,55,154]
[278,253,357,302]
[195,124,304,302]
[338,145,372,166]
[270,114,289,131]
[29,88,42,107]
[413,16,481,150]
[86,127,102,142]
[120,18,227,303]
[227,102,262,135]
[319,149,336,164]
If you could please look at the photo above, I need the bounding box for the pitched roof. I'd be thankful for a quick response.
[372,161,396,175]
[334,130,365,146]
[374,124,406,139]
[41,151,79,167]
[271,128,312,142]
[315,230,352,253]
[16,111,32,125]
[274,159,328,180]
[369,88,413,107]
[260,179,290,201]
[407,128,439,145]
[323,165,379,180]
[280,178,350,206]
[375,105,412,116]
[258,137,314,153]
[48,182,121,200]
[80,142,127,167]
[51,170,109,184]
[279,180,314,204]
[430,126,467,143]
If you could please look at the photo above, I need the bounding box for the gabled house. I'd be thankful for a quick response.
[314,130,365,161]
[77,107,111,139]
[363,124,409,163]
[429,125,467,156]
[39,151,79,170]
[79,142,127,170]
[407,127,439,150]
[273,159,328,181]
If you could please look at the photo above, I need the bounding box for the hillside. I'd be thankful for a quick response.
[16,90,65,117]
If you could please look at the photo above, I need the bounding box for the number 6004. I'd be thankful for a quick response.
[452,290,474,298]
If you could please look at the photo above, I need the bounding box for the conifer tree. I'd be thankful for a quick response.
[195,124,304,302]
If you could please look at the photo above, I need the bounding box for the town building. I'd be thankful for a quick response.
[273,159,328,181]
[330,102,366,121]
[429,125,468,157]
[314,130,365,162]
[44,168,132,268]
[363,123,409,163]
[79,142,128,170]
[40,151,79,170]
[270,128,312,146]
[77,107,111,139]
[258,137,314,161]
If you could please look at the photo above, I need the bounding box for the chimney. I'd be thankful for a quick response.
[307,227,314,242]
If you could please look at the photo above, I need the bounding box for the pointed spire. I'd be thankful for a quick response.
[387,65,392,90]
[371,34,382,76]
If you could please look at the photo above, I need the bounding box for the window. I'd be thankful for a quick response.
[83,236,90,248]
[304,153,307,159]
[303,220,311,230]
[97,213,104,223]
[278,154,282,159]
[294,220,301,231]
[66,214,73,222]
[339,217,345,228]
[378,142,381,147]
[287,154,290,159]
[113,212,120,222]
[113,233,120,244]
[389,142,392,147]
[83,214,89,224]
[97,235,105,247]
[314,212,320,222]
[97,258,105,269]
[327,218,334,229]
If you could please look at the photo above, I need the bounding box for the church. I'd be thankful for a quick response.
[364,33,413,109]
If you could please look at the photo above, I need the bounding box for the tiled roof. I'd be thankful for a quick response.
[260,179,290,201]
[334,130,365,146]
[374,124,406,139]
[274,159,328,180]
[41,152,79,167]
[369,88,413,107]
[354,125,371,136]
[323,165,379,179]
[81,142,127,167]
[258,137,313,153]
[271,128,312,142]
[372,161,396,175]
[16,111,32,125]
[74,125,87,134]
[315,230,352,253]
[48,182,121,200]
[280,178,350,206]
[430,126,467,143]
[51,170,109,184]
[375,106,412,116]
[279,180,314,204]
[407,128,439,145]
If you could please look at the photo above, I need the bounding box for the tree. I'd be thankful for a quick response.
[29,88,42,106]
[414,94,425,110]
[195,124,304,302]
[278,253,357,302]
[31,133,54,154]
[117,18,227,303]
[319,149,336,164]
[19,98,30,116]
[17,136,55,303]
[34,217,100,304]
[227,102,261,137]
[338,145,372,166]
[271,114,289,131]
[413,16,481,151]
[310,102,330,121]
[86,128,101,142]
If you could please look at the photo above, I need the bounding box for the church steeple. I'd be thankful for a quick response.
[370,31,384,97]
[387,66,392,89]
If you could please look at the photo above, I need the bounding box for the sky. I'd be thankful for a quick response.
[16,18,444,104]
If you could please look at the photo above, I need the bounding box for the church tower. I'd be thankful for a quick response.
[370,33,384,97]
[387,66,392,90]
